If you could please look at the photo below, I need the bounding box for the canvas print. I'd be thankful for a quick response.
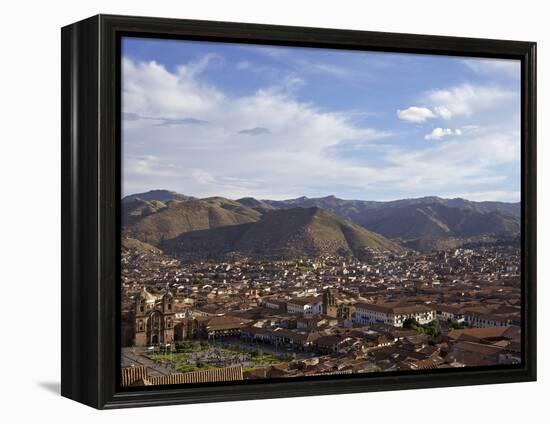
[120,36,522,388]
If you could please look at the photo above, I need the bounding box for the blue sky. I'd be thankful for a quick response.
[122,36,520,202]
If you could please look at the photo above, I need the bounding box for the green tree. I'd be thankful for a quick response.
[424,321,441,337]
[403,317,419,330]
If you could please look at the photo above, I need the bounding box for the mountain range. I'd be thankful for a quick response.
[122,189,520,259]
[262,195,520,251]
[162,206,404,261]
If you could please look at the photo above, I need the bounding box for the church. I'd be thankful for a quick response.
[323,288,354,321]
[134,287,176,347]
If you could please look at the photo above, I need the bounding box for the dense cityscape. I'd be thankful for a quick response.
[121,232,521,387]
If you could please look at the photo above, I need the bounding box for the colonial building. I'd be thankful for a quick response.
[323,288,354,320]
[263,298,287,312]
[287,296,323,316]
[323,289,337,315]
[174,315,250,340]
[353,303,436,327]
[435,304,465,323]
[134,287,176,346]
[464,312,512,328]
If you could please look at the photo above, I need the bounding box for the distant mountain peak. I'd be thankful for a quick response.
[146,189,177,195]
[419,195,443,202]
[234,197,276,214]
[122,189,194,204]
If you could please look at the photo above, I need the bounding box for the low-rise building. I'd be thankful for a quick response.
[353,303,436,327]
[436,304,465,323]
[464,312,512,328]
[286,296,323,316]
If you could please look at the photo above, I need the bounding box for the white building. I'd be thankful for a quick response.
[436,305,465,323]
[353,303,436,327]
[286,297,323,316]
[464,313,511,328]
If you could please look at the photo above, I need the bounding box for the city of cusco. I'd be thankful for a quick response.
[120,190,521,387]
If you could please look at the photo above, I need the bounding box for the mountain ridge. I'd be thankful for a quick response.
[122,190,520,253]
[162,206,405,261]
[122,189,195,204]
[123,197,263,246]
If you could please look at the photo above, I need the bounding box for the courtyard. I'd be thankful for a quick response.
[143,341,294,373]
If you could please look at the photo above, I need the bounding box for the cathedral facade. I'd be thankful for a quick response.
[134,287,176,347]
[323,288,353,321]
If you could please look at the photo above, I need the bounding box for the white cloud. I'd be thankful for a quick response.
[433,106,453,120]
[184,53,222,76]
[295,59,352,77]
[463,58,520,79]
[123,56,388,199]
[191,169,216,185]
[448,190,520,202]
[396,106,436,123]
[123,57,224,117]
[397,83,518,125]
[425,127,462,140]
[123,56,519,202]
[235,60,282,81]
[381,130,520,197]
[425,83,516,119]
[124,155,178,178]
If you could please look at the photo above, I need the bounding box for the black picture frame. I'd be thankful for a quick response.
[61,14,537,409]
